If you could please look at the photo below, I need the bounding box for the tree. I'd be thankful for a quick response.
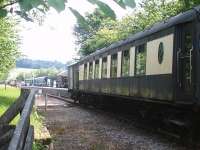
[0,0,136,80]
[15,68,60,82]
[179,0,200,11]
[16,72,25,81]
[76,0,200,56]
[0,0,135,21]
[34,68,59,78]
[73,9,114,55]
[0,18,19,80]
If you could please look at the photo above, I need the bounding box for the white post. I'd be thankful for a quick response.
[45,92,47,111]
[58,90,61,97]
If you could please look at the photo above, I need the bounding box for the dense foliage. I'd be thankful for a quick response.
[75,0,200,56]
[0,18,19,80]
[179,0,200,10]
[16,68,60,81]
[0,0,65,19]
[74,9,114,55]
[0,0,135,21]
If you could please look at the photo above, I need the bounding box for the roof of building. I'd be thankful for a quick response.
[57,70,68,77]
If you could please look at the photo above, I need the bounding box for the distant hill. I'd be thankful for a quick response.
[16,59,66,69]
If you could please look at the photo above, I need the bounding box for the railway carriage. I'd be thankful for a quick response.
[25,76,50,87]
[68,6,200,140]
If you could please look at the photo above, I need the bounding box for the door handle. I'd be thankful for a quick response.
[189,46,193,84]
[177,48,181,85]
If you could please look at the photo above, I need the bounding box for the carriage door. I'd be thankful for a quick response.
[177,22,194,99]
[73,65,79,90]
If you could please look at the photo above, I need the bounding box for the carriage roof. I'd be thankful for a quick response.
[68,5,200,67]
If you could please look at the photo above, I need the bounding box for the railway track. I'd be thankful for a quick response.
[47,95,188,143]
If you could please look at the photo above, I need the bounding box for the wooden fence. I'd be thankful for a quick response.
[0,88,36,150]
[0,86,69,149]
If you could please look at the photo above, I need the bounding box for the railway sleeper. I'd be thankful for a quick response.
[71,91,200,145]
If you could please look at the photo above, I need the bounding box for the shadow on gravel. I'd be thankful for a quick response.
[36,97,199,150]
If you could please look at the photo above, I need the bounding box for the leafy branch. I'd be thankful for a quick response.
[0,0,18,9]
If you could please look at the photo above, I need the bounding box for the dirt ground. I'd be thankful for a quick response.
[35,95,191,150]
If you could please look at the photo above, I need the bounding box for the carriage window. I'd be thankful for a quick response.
[111,54,118,78]
[121,50,130,77]
[84,64,87,80]
[102,57,107,78]
[89,62,93,79]
[185,32,192,55]
[94,60,99,79]
[135,44,146,75]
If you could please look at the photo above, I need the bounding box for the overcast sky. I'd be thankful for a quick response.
[19,0,138,63]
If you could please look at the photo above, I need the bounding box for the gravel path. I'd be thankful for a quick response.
[35,96,193,150]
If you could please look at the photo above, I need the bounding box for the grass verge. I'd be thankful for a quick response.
[0,85,45,150]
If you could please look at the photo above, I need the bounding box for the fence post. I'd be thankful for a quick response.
[58,91,61,97]
[4,81,6,90]
[8,89,36,150]
[45,92,47,111]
